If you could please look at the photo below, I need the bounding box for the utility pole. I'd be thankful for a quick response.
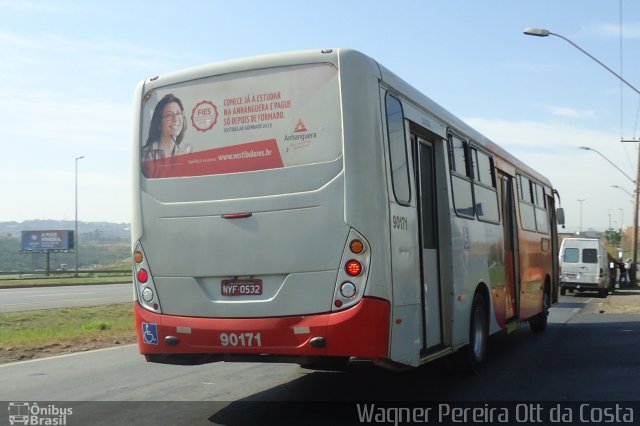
[75,156,84,277]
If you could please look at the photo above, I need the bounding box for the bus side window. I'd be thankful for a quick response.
[471,146,499,223]
[517,174,537,231]
[449,135,474,218]
[532,182,549,234]
[385,93,411,205]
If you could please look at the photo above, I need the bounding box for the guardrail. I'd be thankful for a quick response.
[0,270,131,279]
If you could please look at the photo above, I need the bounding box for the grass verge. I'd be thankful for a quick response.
[0,303,136,364]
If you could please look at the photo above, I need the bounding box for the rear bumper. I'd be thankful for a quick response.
[135,297,390,364]
[560,282,603,290]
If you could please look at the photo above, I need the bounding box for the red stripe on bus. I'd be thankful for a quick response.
[134,297,390,359]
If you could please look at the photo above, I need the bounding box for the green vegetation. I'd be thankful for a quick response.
[0,304,136,350]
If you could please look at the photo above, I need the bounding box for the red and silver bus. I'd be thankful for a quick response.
[131,48,564,371]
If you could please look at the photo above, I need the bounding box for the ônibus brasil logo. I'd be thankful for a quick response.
[8,402,73,425]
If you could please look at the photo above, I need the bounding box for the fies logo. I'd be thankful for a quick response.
[7,402,73,425]
[191,100,219,132]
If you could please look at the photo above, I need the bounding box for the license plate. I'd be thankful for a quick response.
[221,279,263,296]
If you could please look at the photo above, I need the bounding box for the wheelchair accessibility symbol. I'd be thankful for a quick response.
[142,323,159,345]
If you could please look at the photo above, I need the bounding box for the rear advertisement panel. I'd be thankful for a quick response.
[140,63,342,178]
[21,230,74,250]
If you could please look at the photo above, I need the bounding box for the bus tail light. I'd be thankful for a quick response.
[332,229,370,312]
[345,260,362,277]
[349,239,364,254]
[132,241,161,313]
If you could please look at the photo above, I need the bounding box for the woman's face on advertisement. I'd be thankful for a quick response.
[160,102,183,139]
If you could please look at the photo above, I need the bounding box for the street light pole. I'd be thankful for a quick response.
[611,186,634,257]
[620,207,624,251]
[579,146,635,183]
[525,27,640,283]
[578,148,634,236]
[611,185,634,198]
[577,199,586,235]
[523,28,640,96]
[75,156,84,277]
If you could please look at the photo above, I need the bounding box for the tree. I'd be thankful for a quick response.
[605,227,622,246]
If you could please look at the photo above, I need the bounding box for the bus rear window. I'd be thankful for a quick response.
[140,63,342,179]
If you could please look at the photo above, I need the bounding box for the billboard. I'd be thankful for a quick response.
[21,230,74,250]
[140,63,341,179]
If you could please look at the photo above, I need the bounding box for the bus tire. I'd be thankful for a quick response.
[529,285,550,333]
[457,292,488,374]
[560,287,566,296]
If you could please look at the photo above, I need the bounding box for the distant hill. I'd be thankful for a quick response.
[0,220,130,242]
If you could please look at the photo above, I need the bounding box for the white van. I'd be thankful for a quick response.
[559,238,614,298]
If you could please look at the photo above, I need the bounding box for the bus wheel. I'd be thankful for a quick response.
[560,287,566,296]
[457,292,488,374]
[529,286,550,333]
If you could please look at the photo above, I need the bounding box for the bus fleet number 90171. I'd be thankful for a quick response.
[219,332,263,347]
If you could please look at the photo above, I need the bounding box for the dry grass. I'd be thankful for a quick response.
[0,303,136,364]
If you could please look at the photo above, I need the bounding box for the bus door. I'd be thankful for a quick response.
[498,171,519,319]
[414,135,443,350]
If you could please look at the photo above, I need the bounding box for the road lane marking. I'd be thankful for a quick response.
[0,344,138,368]
[26,292,94,298]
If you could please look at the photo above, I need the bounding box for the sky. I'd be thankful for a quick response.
[1,0,640,233]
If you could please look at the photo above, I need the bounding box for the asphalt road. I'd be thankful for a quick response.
[1,291,639,425]
[0,283,132,313]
